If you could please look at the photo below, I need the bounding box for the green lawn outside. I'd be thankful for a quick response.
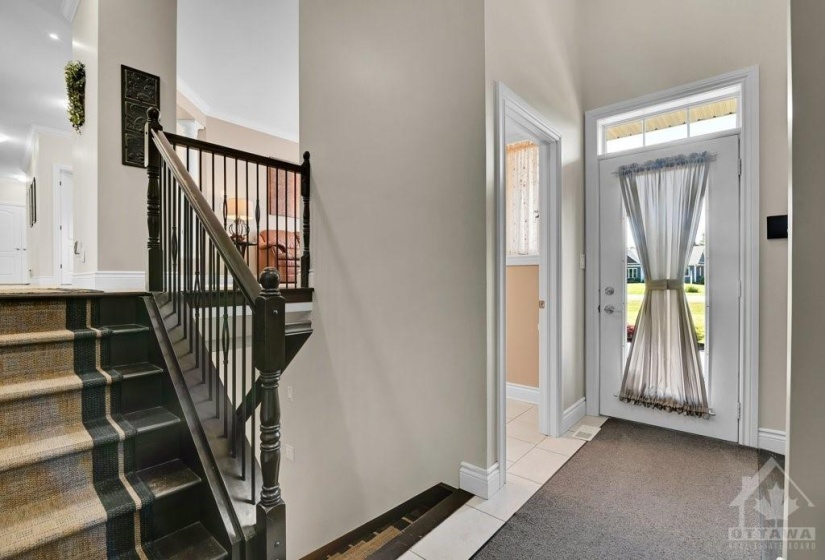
[626,284,705,344]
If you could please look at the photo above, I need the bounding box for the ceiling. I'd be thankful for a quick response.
[177,0,299,142]
[0,0,300,182]
[0,0,72,181]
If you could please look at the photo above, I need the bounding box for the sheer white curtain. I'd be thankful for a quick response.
[506,141,540,255]
[618,153,712,417]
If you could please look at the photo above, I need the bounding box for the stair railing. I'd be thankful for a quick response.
[145,107,289,560]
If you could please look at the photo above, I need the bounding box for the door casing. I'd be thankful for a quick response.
[494,82,563,492]
[584,67,761,447]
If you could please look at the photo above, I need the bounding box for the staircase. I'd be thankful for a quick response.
[0,292,228,559]
[0,108,313,559]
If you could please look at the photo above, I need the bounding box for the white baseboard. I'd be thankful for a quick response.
[459,462,501,500]
[506,382,539,405]
[757,428,786,455]
[562,397,587,433]
[73,271,145,292]
[30,276,58,287]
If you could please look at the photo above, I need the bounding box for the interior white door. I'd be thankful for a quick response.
[598,134,741,442]
[59,169,74,284]
[0,204,26,284]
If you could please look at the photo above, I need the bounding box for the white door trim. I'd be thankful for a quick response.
[495,82,563,491]
[584,66,760,447]
[53,164,73,286]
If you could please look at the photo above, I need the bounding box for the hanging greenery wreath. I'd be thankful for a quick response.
[64,61,86,133]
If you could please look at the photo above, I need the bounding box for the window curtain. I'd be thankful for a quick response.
[506,141,540,255]
[618,152,712,417]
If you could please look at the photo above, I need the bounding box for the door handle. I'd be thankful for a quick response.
[603,304,616,314]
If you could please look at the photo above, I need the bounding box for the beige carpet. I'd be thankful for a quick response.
[0,297,155,559]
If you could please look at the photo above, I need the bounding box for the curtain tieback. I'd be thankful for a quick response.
[646,279,684,291]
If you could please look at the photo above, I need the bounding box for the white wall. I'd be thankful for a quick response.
[72,0,176,282]
[485,0,584,463]
[293,1,487,556]
[579,0,790,432]
[786,0,825,556]
[0,181,26,206]
[26,131,72,283]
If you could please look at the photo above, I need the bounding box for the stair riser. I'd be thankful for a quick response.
[0,332,150,386]
[134,423,180,471]
[0,300,68,336]
[121,373,164,414]
[0,383,112,441]
[149,484,202,538]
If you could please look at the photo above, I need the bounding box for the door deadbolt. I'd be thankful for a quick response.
[604,286,615,296]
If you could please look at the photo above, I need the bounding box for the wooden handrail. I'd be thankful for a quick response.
[166,132,304,173]
[151,127,261,304]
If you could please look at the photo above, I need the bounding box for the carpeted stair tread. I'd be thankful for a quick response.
[151,523,229,560]
[0,369,112,403]
[0,457,201,558]
[0,324,151,349]
[137,459,201,499]
[0,408,180,474]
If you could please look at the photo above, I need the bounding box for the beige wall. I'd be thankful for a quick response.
[506,265,539,388]
[579,0,790,432]
[72,0,176,277]
[786,0,824,556]
[26,131,72,282]
[485,0,584,461]
[177,91,300,163]
[177,92,301,163]
[294,0,487,556]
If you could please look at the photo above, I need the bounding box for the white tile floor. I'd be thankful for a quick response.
[408,399,607,560]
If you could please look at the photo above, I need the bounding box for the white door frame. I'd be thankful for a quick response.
[495,82,563,485]
[584,67,760,447]
[53,164,73,285]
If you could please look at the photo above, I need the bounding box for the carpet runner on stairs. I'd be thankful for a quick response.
[0,295,226,560]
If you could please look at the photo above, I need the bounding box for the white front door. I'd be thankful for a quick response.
[58,169,74,285]
[598,134,741,442]
[0,204,26,284]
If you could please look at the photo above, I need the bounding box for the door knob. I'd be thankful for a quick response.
[603,304,616,314]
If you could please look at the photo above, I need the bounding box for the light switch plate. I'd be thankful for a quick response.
[284,444,295,462]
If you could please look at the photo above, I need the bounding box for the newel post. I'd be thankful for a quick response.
[253,267,287,560]
[300,151,311,288]
[145,107,163,292]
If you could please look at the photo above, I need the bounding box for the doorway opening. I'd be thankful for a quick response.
[584,68,760,446]
[495,83,562,489]
[55,166,73,285]
[0,203,27,285]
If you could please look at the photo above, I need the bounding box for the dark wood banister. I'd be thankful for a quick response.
[150,126,261,304]
[164,132,304,173]
[146,108,291,560]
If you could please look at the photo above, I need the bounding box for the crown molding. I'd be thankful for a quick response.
[22,125,73,173]
[177,78,299,144]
